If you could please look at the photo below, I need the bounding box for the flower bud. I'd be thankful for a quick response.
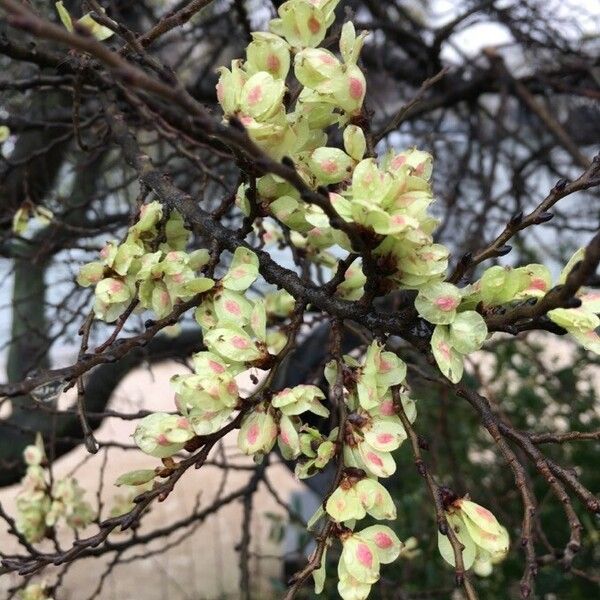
[339,21,367,65]
[336,264,366,301]
[343,125,367,161]
[132,201,163,234]
[23,433,45,467]
[216,60,247,115]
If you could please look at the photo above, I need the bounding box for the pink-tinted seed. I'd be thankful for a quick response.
[475,505,495,522]
[247,423,260,444]
[224,300,241,315]
[392,215,406,226]
[367,452,383,467]
[377,433,394,444]
[161,290,170,306]
[177,418,190,429]
[321,159,339,174]
[530,277,547,291]
[438,341,451,360]
[110,280,124,293]
[232,336,249,350]
[320,54,336,65]
[209,360,225,374]
[380,400,395,416]
[374,532,393,549]
[435,296,459,311]
[156,434,169,446]
[349,77,364,100]
[356,543,374,568]
[216,82,224,103]
[227,381,237,395]
[266,54,280,72]
[391,155,406,169]
[247,85,263,105]
[308,16,321,34]
[207,384,220,398]
[379,358,391,372]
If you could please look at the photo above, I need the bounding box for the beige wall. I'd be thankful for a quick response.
[1,363,305,600]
